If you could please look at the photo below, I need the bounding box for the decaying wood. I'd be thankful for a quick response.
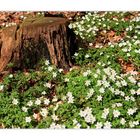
[0,17,77,72]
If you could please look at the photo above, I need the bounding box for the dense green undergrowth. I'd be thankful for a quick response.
[0,12,140,128]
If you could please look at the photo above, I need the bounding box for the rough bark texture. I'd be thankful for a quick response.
[0,17,77,72]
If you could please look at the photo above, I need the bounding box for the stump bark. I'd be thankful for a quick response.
[0,17,77,73]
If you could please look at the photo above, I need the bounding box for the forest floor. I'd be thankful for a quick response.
[0,12,139,129]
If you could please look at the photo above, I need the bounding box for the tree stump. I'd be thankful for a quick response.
[0,17,77,73]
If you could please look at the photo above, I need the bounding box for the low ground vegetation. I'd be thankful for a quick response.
[0,12,139,128]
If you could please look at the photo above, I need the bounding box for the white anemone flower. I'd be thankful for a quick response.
[86,92,93,99]
[94,73,98,78]
[40,108,48,117]
[125,96,130,101]
[25,117,31,123]
[22,107,28,112]
[51,114,59,121]
[44,82,51,88]
[130,89,136,95]
[52,72,57,78]
[101,113,107,119]
[99,87,105,93]
[68,96,74,103]
[12,99,18,105]
[121,80,127,86]
[50,123,65,129]
[85,114,96,124]
[73,119,78,125]
[89,43,93,46]
[104,121,112,129]
[104,108,109,114]
[133,121,139,126]
[48,66,53,72]
[27,101,33,106]
[0,85,4,91]
[74,123,81,129]
[95,122,103,129]
[129,121,135,128]
[97,80,102,86]
[83,71,89,77]
[120,118,126,125]
[74,53,79,57]
[52,96,58,102]
[85,80,91,86]
[113,110,120,118]
[35,99,41,105]
[128,76,137,84]
[127,108,137,115]
[97,95,102,101]
[85,54,90,58]
[79,110,87,118]
[45,60,50,65]
[41,91,47,95]
[58,69,63,73]
[44,98,50,105]
[9,74,13,78]
[64,78,69,82]
[89,88,94,94]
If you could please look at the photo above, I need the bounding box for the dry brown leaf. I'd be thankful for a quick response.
[118,58,136,73]
[113,35,122,42]
[124,64,135,73]
[34,113,41,122]
[107,31,115,37]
